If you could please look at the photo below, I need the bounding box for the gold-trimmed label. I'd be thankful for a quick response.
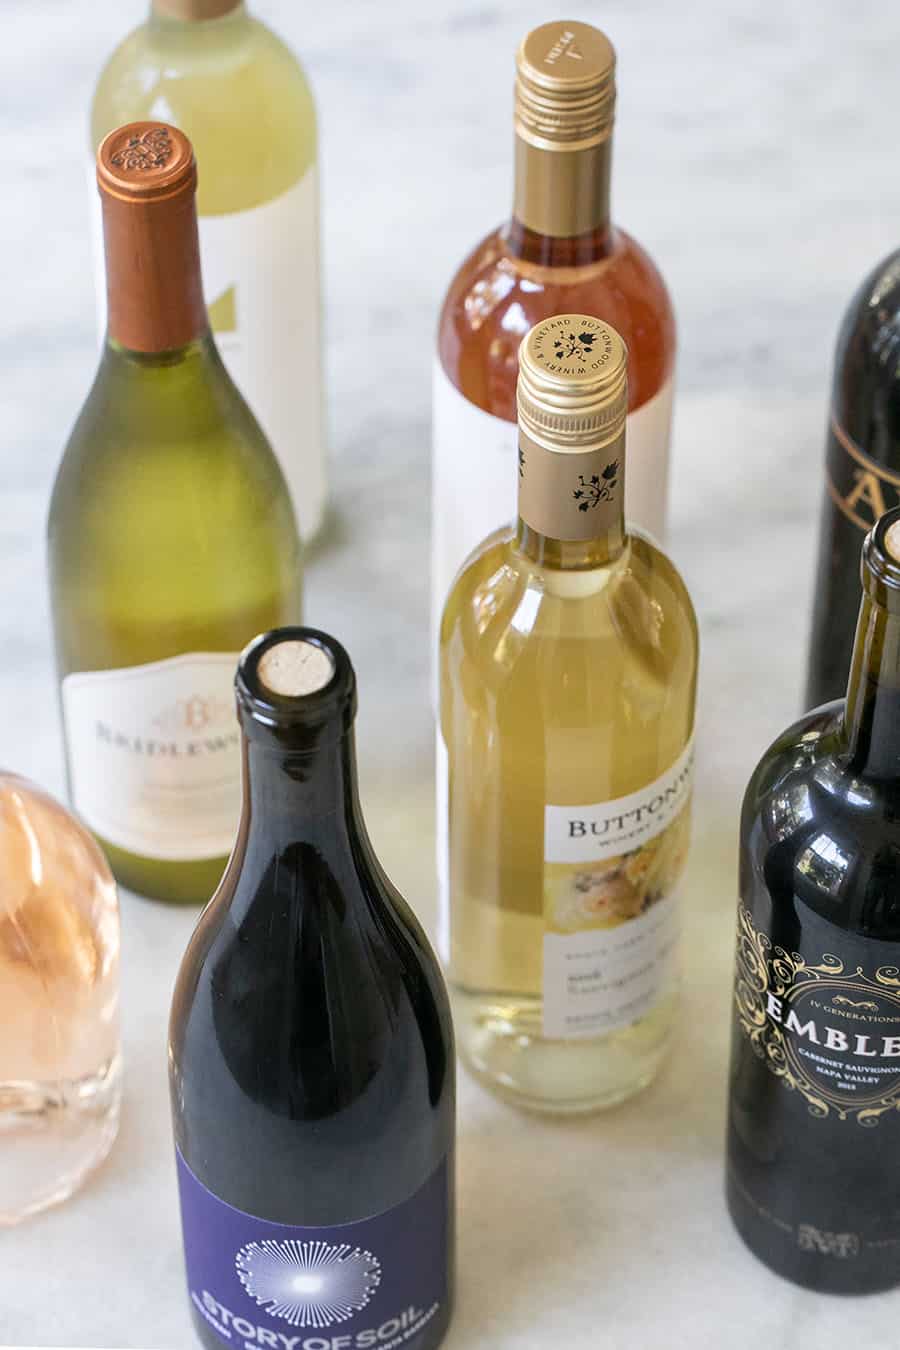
[825,411,900,533]
[734,903,900,1125]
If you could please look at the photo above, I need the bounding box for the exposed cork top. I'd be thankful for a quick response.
[257,641,336,698]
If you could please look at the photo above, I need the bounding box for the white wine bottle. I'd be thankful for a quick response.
[90,0,324,540]
[439,315,698,1113]
[48,122,302,905]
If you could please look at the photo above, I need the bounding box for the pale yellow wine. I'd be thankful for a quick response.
[90,1,324,539]
[439,315,698,1113]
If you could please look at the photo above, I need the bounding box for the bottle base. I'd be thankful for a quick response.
[0,1052,122,1224]
[726,1166,900,1295]
[452,987,672,1115]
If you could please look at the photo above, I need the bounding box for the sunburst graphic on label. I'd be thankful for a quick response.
[235,1240,381,1328]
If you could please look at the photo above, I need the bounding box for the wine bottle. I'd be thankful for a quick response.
[170,629,455,1350]
[433,20,676,655]
[48,123,301,905]
[806,252,900,709]
[91,0,325,540]
[439,315,697,1114]
[728,507,900,1293]
[0,773,121,1224]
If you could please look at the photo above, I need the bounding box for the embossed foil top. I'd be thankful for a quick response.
[98,122,196,203]
[515,21,616,149]
[516,314,627,540]
[96,121,206,352]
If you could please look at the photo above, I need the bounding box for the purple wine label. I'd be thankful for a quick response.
[176,1150,450,1350]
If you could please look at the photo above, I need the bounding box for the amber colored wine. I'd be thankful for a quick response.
[48,124,301,904]
[433,21,676,653]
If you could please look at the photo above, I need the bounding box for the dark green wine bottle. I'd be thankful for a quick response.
[47,123,301,904]
[728,507,900,1293]
[805,249,900,709]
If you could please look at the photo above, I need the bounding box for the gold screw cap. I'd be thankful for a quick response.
[517,315,628,452]
[515,21,616,149]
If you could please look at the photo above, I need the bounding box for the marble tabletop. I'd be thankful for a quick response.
[3,1,900,1346]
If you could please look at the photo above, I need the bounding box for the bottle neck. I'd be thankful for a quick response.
[150,0,244,21]
[508,133,613,266]
[515,426,626,571]
[242,729,363,858]
[100,184,208,353]
[843,593,900,779]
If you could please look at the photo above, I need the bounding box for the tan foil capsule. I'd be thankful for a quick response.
[516,314,627,541]
[97,122,207,353]
[514,21,616,238]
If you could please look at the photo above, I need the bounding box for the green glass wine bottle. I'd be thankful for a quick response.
[90,0,324,542]
[48,122,302,905]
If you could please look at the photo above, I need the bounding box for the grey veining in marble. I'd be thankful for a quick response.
[2,2,900,1346]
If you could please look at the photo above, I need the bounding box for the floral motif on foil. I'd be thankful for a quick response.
[573,462,618,511]
[111,127,173,172]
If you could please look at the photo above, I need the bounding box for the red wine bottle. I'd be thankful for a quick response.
[806,248,900,708]
[170,629,455,1350]
[728,509,900,1292]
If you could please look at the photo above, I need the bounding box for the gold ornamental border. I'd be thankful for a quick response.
[734,904,900,1126]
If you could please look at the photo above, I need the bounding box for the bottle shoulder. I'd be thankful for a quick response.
[436,223,675,418]
[91,18,316,211]
[170,845,453,1113]
[441,531,697,691]
[49,342,297,543]
[741,703,900,935]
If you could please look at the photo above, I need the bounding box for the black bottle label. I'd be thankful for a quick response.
[825,411,900,534]
[735,904,900,1124]
[176,1150,450,1349]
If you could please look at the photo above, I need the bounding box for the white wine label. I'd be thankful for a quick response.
[544,738,694,864]
[89,163,325,540]
[435,730,450,965]
[543,892,680,1040]
[201,170,324,541]
[430,359,674,651]
[541,739,693,1039]
[62,653,241,862]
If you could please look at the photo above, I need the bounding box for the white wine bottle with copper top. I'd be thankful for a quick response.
[433,21,676,653]
[49,124,301,905]
[91,0,325,540]
[439,316,697,1113]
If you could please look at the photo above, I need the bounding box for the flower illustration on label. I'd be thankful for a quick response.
[553,329,597,363]
[235,1240,381,1329]
[573,462,618,511]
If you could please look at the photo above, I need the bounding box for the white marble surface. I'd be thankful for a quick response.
[3,1,900,1346]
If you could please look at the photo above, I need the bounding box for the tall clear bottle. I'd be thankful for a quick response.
[171,629,454,1350]
[91,1,325,540]
[48,123,302,905]
[439,316,697,1113]
[728,508,900,1294]
[433,20,676,648]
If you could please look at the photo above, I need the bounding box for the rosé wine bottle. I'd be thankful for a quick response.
[0,773,121,1223]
